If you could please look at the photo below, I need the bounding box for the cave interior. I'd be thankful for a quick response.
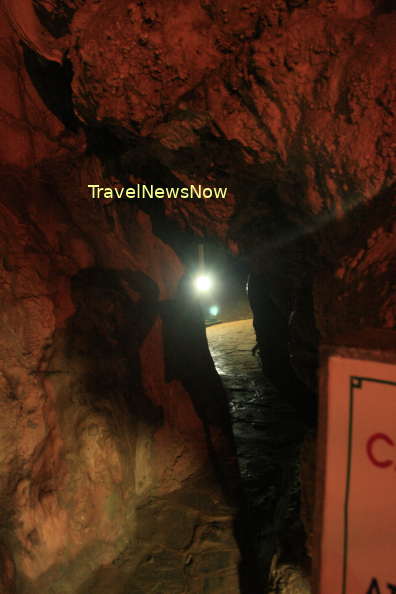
[0,0,395,593]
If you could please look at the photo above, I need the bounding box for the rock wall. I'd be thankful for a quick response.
[1,0,395,592]
[58,0,396,352]
[0,10,241,593]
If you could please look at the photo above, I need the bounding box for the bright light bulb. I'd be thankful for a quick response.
[209,305,219,316]
[194,274,213,293]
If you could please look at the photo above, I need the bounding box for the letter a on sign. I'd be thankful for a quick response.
[367,578,381,594]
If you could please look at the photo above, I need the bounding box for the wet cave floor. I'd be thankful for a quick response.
[206,320,311,593]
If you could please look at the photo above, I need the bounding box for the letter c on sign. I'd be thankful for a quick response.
[366,433,394,468]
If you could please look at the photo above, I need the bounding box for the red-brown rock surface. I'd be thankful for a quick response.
[63,0,396,341]
[0,0,395,592]
[0,7,241,593]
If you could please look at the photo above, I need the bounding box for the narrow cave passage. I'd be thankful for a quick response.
[207,319,308,592]
[199,251,312,593]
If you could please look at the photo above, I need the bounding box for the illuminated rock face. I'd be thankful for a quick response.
[0,0,395,592]
[0,11,241,594]
[66,0,395,225]
[0,185,241,592]
[62,0,395,340]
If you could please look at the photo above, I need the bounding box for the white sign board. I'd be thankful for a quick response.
[317,355,396,594]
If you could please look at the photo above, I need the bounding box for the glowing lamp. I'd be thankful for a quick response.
[193,274,213,293]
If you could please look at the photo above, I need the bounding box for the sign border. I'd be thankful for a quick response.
[342,376,396,594]
[314,331,396,594]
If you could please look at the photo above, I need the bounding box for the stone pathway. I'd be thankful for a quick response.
[206,319,260,376]
[206,319,310,593]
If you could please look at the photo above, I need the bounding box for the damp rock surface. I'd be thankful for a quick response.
[207,320,310,592]
[0,0,395,592]
[0,16,241,585]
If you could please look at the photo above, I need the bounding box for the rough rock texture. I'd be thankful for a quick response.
[60,0,396,348]
[1,0,395,592]
[0,10,241,594]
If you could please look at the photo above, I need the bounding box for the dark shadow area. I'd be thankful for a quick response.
[33,0,80,38]
[67,267,163,426]
[67,262,265,591]
[375,0,396,13]
[202,236,318,591]
[247,271,318,427]
[160,275,230,431]
[23,44,79,131]
[160,272,265,594]
[205,313,309,593]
